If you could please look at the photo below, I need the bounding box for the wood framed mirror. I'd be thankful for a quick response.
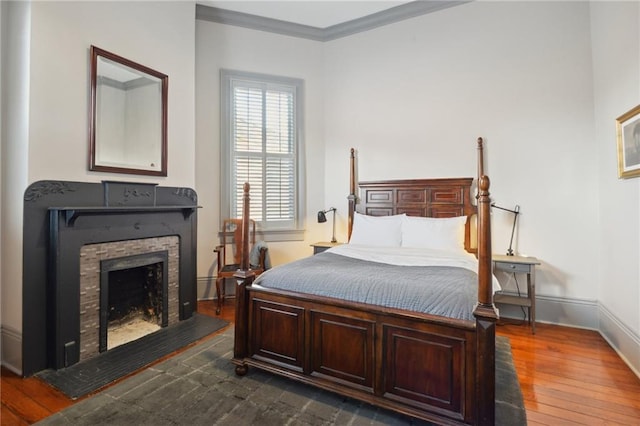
[89,46,168,176]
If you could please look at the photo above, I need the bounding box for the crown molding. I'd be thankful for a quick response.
[323,1,470,41]
[196,4,325,41]
[196,1,471,42]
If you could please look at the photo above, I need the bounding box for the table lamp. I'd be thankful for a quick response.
[317,207,337,243]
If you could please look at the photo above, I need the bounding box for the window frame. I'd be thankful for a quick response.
[220,69,306,242]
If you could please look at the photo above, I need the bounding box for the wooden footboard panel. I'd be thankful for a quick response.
[251,297,305,371]
[234,289,478,425]
[382,324,470,420]
[310,309,375,391]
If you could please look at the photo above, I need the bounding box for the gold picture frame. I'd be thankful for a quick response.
[617,104,640,179]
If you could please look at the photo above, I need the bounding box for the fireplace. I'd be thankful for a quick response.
[22,181,198,376]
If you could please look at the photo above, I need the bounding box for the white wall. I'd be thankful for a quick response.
[0,1,195,374]
[591,1,640,374]
[1,0,32,374]
[195,21,325,298]
[323,2,600,305]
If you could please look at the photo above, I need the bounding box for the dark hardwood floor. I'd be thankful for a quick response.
[2,300,639,425]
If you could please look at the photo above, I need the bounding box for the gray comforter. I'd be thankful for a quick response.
[253,252,479,321]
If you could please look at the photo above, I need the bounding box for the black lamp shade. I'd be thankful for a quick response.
[317,211,327,223]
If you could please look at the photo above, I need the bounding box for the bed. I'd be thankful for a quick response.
[231,138,498,425]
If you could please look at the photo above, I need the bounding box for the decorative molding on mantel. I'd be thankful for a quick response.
[195,1,471,42]
[173,187,198,203]
[103,181,156,206]
[24,181,77,202]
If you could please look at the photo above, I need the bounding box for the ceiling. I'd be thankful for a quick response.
[199,1,413,28]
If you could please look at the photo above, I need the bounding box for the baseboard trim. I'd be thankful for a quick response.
[197,275,239,301]
[197,276,217,301]
[1,324,23,375]
[496,293,599,329]
[598,304,640,378]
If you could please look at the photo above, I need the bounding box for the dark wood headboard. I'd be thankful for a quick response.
[347,151,479,253]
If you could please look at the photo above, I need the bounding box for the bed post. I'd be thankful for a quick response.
[233,182,256,376]
[474,138,498,425]
[347,148,357,240]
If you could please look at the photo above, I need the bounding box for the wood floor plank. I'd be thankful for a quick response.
[520,381,640,418]
[514,362,640,408]
[1,370,74,414]
[498,321,640,425]
[519,387,640,425]
[0,378,54,424]
[525,409,587,426]
[0,403,29,426]
[511,349,640,387]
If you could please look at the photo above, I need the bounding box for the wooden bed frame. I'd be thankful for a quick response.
[231,139,497,425]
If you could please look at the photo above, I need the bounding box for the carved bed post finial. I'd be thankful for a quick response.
[347,148,357,241]
[349,148,356,195]
[477,137,484,192]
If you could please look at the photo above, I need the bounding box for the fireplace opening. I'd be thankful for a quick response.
[100,251,169,352]
[106,263,162,350]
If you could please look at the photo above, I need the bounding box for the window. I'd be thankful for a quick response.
[220,70,305,241]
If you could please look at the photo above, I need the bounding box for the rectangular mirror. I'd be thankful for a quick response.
[89,46,168,176]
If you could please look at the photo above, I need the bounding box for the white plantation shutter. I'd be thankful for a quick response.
[221,70,304,240]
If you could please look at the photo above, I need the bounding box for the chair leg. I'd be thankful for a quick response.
[215,277,223,315]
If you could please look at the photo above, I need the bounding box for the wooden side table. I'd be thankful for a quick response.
[492,254,541,334]
[310,241,342,254]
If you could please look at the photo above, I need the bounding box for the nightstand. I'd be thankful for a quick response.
[493,254,541,334]
[311,241,342,254]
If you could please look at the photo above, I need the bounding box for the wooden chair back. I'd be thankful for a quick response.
[221,218,256,266]
[213,216,262,315]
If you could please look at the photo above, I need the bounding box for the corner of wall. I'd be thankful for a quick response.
[599,303,640,378]
[1,325,23,375]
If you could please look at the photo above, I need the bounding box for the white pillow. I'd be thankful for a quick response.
[349,212,405,247]
[401,215,467,253]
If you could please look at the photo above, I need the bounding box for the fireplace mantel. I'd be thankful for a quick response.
[50,205,198,226]
[23,180,199,376]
